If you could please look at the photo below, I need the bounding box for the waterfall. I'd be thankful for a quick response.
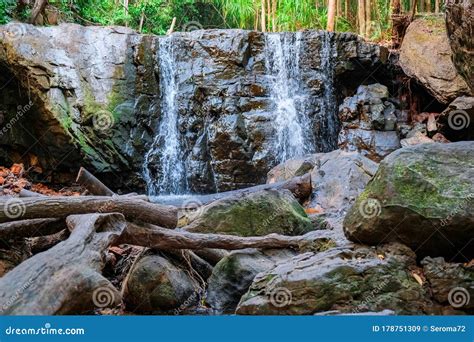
[264,32,314,163]
[318,31,339,150]
[143,36,187,195]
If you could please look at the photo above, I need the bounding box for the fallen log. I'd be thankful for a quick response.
[19,189,46,198]
[119,221,327,251]
[152,173,312,207]
[28,229,70,254]
[0,213,125,315]
[76,167,115,196]
[0,218,64,240]
[0,196,178,228]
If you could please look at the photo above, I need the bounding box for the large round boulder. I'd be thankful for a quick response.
[184,189,313,236]
[343,142,474,259]
[399,17,470,104]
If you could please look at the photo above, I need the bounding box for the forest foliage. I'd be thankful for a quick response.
[1,0,445,40]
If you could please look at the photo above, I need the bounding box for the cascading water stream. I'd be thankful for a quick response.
[264,32,313,163]
[143,31,339,196]
[143,36,187,195]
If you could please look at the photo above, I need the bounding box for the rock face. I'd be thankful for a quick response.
[206,248,296,313]
[337,84,402,161]
[445,0,474,91]
[422,257,473,311]
[399,17,470,104]
[122,253,199,313]
[184,189,313,236]
[236,243,431,315]
[343,142,474,259]
[0,23,389,192]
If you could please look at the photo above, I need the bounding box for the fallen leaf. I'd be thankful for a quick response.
[412,272,423,286]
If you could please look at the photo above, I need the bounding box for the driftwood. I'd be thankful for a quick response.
[0,213,124,315]
[19,189,46,198]
[154,173,312,208]
[76,167,115,196]
[119,222,322,251]
[28,229,70,254]
[0,196,178,228]
[0,218,64,240]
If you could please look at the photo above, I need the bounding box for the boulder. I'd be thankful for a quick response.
[422,257,473,311]
[338,128,400,161]
[337,84,402,161]
[445,0,474,91]
[206,248,296,313]
[122,253,200,313]
[184,189,313,236]
[438,96,474,142]
[343,142,474,259]
[399,17,470,104]
[236,243,431,315]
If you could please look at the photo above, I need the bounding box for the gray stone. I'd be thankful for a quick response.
[343,142,474,259]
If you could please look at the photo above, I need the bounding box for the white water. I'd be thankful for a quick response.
[143,36,186,195]
[264,32,313,163]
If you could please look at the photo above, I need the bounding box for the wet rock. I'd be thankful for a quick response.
[184,189,313,236]
[438,96,474,142]
[422,257,473,311]
[400,132,434,147]
[343,142,474,259]
[445,0,474,91]
[337,84,402,160]
[236,243,431,315]
[123,253,200,313]
[399,17,470,104]
[0,24,389,192]
[338,128,400,161]
[206,248,296,313]
[267,157,316,184]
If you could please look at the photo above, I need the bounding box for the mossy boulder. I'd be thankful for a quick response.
[122,254,199,313]
[184,189,313,236]
[236,243,432,315]
[343,142,474,259]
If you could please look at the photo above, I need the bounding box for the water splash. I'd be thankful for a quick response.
[264,32,313,163]
[143,36,186,195]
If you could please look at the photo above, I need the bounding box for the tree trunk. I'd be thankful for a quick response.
[119,221,329,251]
[365,0,371,37]
[29,0,48,24]
[261,0,266,32]
[425,0,431,12]
[155,173,312,208]
[358,0,366,36]
[327,0,337,31]
[435,0,440,13]
[76,167,115,196]
[0,218,64,240]
[0,196,178,228]
[0,214,124,315]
